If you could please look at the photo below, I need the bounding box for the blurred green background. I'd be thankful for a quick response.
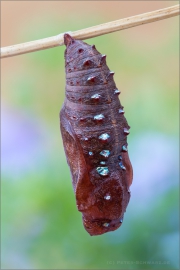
[1,1,179,269]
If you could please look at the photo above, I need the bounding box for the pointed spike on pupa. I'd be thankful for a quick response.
[87,76,96,83]
[91,44,96,49]
[119,108,124,114]
[109,71,115,76]
[114,89,121,95]
[83,59,92,67]
[107,71,115,80]
[124,128,130,135]
[120,218,123,223]
[101,54,106,62]
[122,145,128,152]
[100,54,106,65]
[64,33,75,47]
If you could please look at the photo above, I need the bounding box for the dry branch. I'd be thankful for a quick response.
[1,5,179,59]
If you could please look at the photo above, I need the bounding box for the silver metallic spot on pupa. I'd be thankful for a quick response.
[98,133,110,141]
[96,167,109,176]
[100,161,106,165]
[103,222,110,227]
[119,162,126,170]
[94,114,105,121]
[91,93,101,101]
[104,195,111,200]
[122,145,128,152]
[89,151,93,156]
[118,155,122,160]
[100,150,110,158]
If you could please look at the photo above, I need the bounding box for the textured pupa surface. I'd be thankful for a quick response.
[60,34,133,236]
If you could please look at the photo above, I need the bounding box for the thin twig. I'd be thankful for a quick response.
[1,5,179,59]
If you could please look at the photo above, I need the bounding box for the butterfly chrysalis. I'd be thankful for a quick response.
[60,34,133,236]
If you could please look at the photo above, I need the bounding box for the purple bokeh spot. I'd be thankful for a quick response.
[129,132,178,209]
[1,105,51,178]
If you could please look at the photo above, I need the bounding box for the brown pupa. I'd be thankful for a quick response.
[60,34,133,236]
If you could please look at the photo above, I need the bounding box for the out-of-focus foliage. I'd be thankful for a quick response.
[1,1,179,269]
